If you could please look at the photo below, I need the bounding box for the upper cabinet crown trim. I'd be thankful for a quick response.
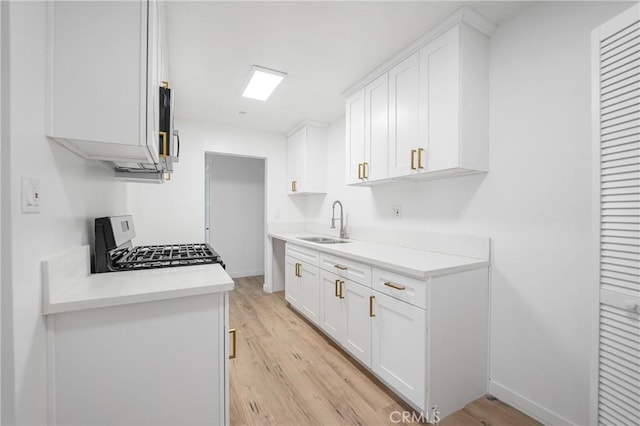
[286,120,329,137]
[341,6,496,97]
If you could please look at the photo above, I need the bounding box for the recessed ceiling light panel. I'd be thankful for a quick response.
[242,65,287,101]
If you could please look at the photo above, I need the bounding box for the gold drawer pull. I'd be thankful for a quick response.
[417,148,424,170]
[339,280,345,299]
[358,163,363,179]
[291,180,297,192]
[334,264,348,271]
[335,279,340,297]
[229,328,237,359]
[384,281,406,291]
[410,149,417,170]
[369,296,375,317]
[363,162,368,179]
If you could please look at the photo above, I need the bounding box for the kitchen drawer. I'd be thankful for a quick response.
[372,268,427,309]
[319,252,371,286]
[285,243,319,266]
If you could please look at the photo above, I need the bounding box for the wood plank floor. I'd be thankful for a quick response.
[229,276,541,426]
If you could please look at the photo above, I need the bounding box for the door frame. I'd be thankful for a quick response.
[204,151,268,285]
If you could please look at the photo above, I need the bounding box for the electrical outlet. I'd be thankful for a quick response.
[21,177,40,213]
[391,206,401,218]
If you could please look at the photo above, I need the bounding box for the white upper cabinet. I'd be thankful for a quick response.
[347,73,389,185]
[414,24,489,179]
[345,89,365,185]
[365,74,390,182]
[286,123,328,195]
[46,0,164,167]
[346,8,493,184]
[417,26,459,174]
[388,52,421,178]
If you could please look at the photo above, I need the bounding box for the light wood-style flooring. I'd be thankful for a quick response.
[229,276,541,426]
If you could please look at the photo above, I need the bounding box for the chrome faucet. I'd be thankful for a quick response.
[331,200,347,239]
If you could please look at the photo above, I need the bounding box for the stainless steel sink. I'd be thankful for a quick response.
[297,236,351,244]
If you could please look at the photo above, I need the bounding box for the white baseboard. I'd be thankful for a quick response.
[227,270,264,279]
[262,282,272,293]
[488,380,574,425]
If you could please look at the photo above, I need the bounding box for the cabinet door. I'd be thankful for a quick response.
[371,291,426,408]
[319,270,346,343]
[419,27,459,173]
[285,256,301,308]
[47,0,158,163]
[388,52,420,178]
[345,89,365,185]
[343,281,372,367]
[146,0,161,164]
[365,73,389,181]
[299,264,320,325]
[52,294,226,425]
[287,128,307,193]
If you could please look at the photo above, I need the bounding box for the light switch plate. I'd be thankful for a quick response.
[21,177,40,213]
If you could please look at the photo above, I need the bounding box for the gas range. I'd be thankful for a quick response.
[94,216,224,273]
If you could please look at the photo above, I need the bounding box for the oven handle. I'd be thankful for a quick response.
[173,130,180,159]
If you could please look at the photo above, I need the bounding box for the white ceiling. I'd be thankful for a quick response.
[166,1,534,134]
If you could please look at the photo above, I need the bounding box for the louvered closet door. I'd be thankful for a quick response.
[596,5,640,426]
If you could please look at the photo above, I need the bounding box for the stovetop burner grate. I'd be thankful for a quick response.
[109,243,222,271]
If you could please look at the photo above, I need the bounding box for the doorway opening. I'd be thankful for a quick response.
[204,153,266,279]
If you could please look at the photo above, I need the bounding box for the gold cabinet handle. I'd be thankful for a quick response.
[229,328,237,359]
[384,281,406,291]
[363,162,368,179]
[298,263,302,277]
[417,148,424,170]
[334,264,348,271]
[339,280,345,299]
[159,131,168,157]
[335,279,340,297]
[358,163,363,179]
[369,295,375,317]
[295,263,301,277]
[162,80,169,89]
[410,149,417,170]
[291,180,297,192]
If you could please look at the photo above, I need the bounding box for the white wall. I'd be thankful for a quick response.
[0,1,6,422]
[208,154,265,278]
[5,2,130,424]
[305,2,634,424]
[129,118,306,290]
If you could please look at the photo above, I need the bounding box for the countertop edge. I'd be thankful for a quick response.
[43,281,235,315]
[269,232,489,279]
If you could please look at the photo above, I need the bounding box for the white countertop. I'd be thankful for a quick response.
[269,231,489,279]
[42,246,234,315]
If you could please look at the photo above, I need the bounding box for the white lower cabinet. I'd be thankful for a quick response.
[48,293,229,425]
[319,269,371,367]
[299,263,320,325]
[285,255,301,307]
[286,242,488,420]
[320,270,345,342]
[285,251,320,325]
[343,279,372,366]
[371,290,426,408]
